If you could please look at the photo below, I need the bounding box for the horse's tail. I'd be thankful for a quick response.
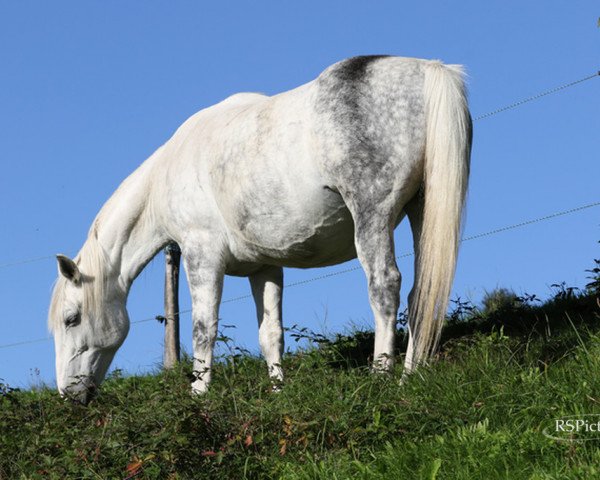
[409,61,471,366]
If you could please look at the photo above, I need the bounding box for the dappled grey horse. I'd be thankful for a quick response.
[49,55,471,403]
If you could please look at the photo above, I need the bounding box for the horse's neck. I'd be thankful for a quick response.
[89,154,168,292]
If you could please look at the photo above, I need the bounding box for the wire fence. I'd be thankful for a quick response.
[0,70,598,350]
[473,71,599,121]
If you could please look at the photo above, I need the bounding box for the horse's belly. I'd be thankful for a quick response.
[225,189,357,269]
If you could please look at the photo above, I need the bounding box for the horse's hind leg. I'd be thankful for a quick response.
[182,239,225,394]
[350,209,401,372]
[249,266,284,387]
[403,194,424,377]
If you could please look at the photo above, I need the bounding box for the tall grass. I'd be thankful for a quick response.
[1,287,599,479]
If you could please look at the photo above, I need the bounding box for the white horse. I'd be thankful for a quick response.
[49,55,471,403]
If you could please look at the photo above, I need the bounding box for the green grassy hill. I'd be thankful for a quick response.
[1,279,599,479]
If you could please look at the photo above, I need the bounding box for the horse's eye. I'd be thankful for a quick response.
[65,313,81,328]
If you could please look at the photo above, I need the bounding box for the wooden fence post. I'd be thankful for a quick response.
[163,242,181,368]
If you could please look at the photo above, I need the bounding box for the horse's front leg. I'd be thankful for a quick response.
[249,266,284,388]
[182,245,224,394]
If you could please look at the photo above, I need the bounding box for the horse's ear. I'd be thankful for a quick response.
[56,254,81,283]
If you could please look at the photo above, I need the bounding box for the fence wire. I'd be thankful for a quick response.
[474,71,599,121]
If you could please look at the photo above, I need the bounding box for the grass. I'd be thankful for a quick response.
[1,286,599,479]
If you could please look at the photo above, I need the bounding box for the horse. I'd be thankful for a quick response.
[48,55,471,404]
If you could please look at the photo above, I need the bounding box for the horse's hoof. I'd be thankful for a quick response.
[191,380,209,395]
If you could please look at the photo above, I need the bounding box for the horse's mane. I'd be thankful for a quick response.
[48,148,164,333]
[48,231,110,333]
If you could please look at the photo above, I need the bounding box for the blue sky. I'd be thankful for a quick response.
[1,2,598,388]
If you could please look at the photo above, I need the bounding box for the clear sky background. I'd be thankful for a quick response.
[1,2,598,388]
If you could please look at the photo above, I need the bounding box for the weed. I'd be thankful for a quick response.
[2,254,600,478]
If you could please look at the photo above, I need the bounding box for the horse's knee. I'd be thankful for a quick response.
[259,321,283,351]
[193,320,218,349]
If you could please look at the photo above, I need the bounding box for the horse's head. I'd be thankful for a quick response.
[49,253,129,404]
